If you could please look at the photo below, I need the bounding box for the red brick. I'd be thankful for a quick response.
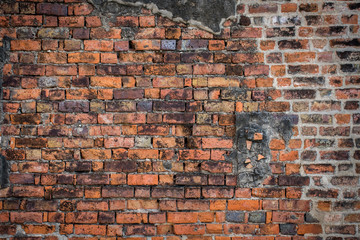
[252,188,285,198]
[23,224,56,234]
[12,186,44,198]
[270,139,286,150]
[68,53,100,64]
[228,200,260,210]
[46,65,77,76]
[168,212,198,223]
[128,175,158,185]
[144,64,176,76]
[281,3,297,12]
[224,224,257,234]
[128,149,158,159]
[136,28,165,39]
[203,187,234,198]
[132,40,160,50]
[90,28,122,39]
[11,15,42,26]
[17,65,45,76]
[86,16,102,27]
[202,138,233,149]
[81,149,111,159]
[128,199,158,209]
[115,16,139,27]
[11,40,41,51]
[59,16,84,27]
[194,64,225,75]
[173,224,206,235]
[285,52,316,63]
[116,213,144,223]
[75,225,106,235]
[297,224,323,235]
[73,3,93,15]
[10,212,42,223]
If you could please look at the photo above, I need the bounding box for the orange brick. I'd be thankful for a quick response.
[173,224,205,235]
[116,16,139,27]
[81,149,111,159]
[209,40,225,50]
[335,114,351,124]
[144,65,176,76]
[128,174,158,185]
[270,139,286,150]
[132,40,160,50]
[46,65,77,76]
[194,64,225,75]
[228,200,260,210]
[136,28,165,39]
[281,3,297,12]
[74,225,106,235]
[285,52,316,63]
[84,40,113,51]
[285,163,301,175]
[59,16,84,27]
[279,151,299,161]
[79,65,95,76]
[73,3,93,15]
[90,76,122,88]
[168,212,198,223]
[12,89,41,100]
[90,28,121,39]
[38,52,67,64]
[260,40,276,50]
[202,138,233,149]
[199,212,214,222]
[11,15,42,26]
[271,65,286,77]
[101,53,118,63]
[153,137,184,148]
[127,199,158,209]
[206,224,223,234]
[11,40,41,51]
[23,224,56,234]
[297,224,322,235]
[128,149,158,159]
[85,16,102,27]
[139,16,155,27]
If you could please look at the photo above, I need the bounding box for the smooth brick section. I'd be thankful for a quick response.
[1,0,359,239]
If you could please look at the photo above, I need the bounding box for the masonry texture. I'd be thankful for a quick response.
[0,0,359,239]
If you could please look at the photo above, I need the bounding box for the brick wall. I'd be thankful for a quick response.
[0,0,359,238]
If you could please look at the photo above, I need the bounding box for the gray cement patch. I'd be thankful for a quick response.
[90,0,238,33]
[231,113,297,187]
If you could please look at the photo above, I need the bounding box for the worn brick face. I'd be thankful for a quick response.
[0,0,359,238]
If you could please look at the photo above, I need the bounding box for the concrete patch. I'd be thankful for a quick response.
[232,113,297,187]
[89,0,238,33]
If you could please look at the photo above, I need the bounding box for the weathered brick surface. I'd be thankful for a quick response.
[0,0,359,238]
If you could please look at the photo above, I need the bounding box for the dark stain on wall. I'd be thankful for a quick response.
[0,155,9,188]
[0,37,11,189]
[0,36,11,80]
